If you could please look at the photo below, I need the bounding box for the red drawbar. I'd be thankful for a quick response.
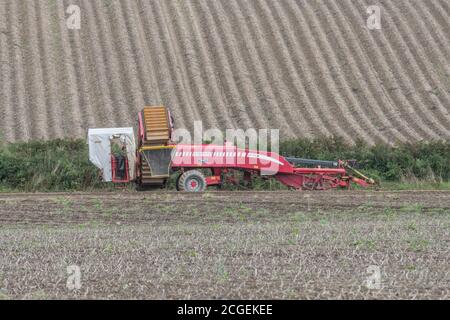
[205,175,221,186]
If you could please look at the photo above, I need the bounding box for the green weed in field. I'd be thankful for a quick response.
[351,239,376,250]
[400,203,423,214]
[216,262,230,282]
[406,238,430,252]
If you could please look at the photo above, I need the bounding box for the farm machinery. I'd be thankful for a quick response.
[88,106,375,192]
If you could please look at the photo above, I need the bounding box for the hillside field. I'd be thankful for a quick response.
[0,0,449,143]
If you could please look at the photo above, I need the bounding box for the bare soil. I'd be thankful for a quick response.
[0,190,449,299]
[1,0,449,143]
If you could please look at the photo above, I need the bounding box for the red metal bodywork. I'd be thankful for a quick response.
[166,144,363,190]
[135,109,372,190]
[171,144,293,174]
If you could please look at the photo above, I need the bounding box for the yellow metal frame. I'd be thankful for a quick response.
[138,145,176,152]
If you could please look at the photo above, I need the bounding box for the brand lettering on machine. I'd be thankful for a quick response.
[175,151,283,165]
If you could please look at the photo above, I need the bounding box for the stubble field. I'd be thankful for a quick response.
[0,190,448,299]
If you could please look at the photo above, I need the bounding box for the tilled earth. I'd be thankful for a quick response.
[0,190,449,299]
[1,0,450,143]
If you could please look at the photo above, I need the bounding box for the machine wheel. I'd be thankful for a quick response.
[178,170,207,192]
[175,173,182,191]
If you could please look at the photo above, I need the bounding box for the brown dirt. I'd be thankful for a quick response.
[0,191,449,299]
[0,0,449,142]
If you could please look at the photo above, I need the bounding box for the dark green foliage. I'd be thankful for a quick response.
[0,137,448,191]
[0,139,103,191]
[280,137,450,181]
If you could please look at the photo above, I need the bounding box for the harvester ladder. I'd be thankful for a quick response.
[139,106,173,186]
[142,106,171,146]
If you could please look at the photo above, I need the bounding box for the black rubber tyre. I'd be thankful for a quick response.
[175,173,182,191]
[178,170,207,192]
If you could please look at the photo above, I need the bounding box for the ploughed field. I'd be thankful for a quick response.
[1,0,449,143]
[0,191,449,299]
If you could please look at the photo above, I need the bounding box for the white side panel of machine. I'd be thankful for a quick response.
[87,127,136,182]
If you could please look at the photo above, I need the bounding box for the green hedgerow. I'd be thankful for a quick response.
[0,137,448,191]
[0,139,102,191]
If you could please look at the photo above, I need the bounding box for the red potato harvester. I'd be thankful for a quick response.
[87,106,375,192]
